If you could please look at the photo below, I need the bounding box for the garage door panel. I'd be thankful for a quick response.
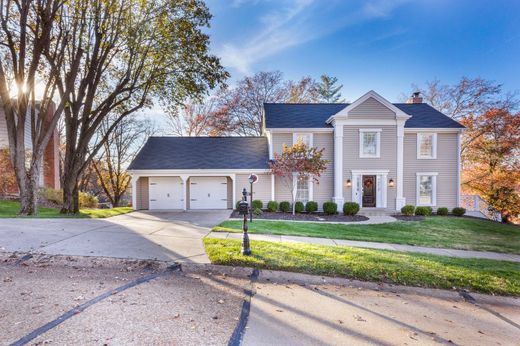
[190,177,228,209]
[149,177,183,210]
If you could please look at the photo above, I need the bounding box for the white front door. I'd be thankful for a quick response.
[149,177,183,210]
[190,177,228,209]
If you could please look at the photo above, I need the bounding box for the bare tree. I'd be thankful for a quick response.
[0,0,65,214]
[90,115,156,207]
[46,0,228,213]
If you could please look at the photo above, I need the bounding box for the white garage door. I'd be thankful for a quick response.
[190,177,228,209]
[149,177,183,210]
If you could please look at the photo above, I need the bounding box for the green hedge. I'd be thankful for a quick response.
[252,200,263,210]
[279,201,291,213]
[415,206,433,216]
[267,201,278,212]
[294,201,304,213]
[323,201,337,215]
[452,207,466,217]
[305,201,318,213]
[436,207,449,216]
[343,202,360,216]
[401,205,415,216]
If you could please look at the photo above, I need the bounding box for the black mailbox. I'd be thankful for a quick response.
[238,200,249,215]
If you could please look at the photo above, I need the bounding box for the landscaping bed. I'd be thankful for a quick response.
[391,215,425,221]
[229,210,368,222]
[204,238,520,296]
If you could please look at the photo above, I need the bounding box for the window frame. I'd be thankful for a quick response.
[359,128,382,158]
[416,133,437,159]
[293,132,313,147]
[416,172,438,206]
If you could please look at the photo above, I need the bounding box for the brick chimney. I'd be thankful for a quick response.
[407,91,423,104]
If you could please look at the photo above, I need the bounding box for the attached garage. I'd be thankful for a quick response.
[149,177,183,210]
[128,137,270,211]
[189,177,228,209]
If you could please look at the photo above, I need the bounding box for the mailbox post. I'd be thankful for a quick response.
[239,188,251,256]
[248,174,258,223]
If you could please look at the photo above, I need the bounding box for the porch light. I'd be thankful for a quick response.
[345,179,352,187]
[388,178,395,187]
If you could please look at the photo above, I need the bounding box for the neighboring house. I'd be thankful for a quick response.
[0,105,60,191]
[128,90,464,212]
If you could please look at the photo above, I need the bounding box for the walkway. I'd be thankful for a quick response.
[207,232,520,262]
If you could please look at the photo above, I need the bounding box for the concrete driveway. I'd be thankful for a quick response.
[0,210,231,263]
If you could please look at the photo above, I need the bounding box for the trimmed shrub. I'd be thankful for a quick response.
[436,207,449,216]
[305,201,318,213]
[452,207,466,217]
[400,205,415,216]
[294,201,305,213]
[267,201,278,212]
[79,192,98,209]
[279,201,291,213]
[323,201,337,215]
[252,199,263,210]
[343,202,360,216]
[415,206,433,216]
[253,208,263,216]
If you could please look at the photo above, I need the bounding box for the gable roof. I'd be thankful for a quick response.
[128,136,269,170]
[264,102,464,129]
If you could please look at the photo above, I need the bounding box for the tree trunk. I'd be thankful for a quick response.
[61,174,80,214]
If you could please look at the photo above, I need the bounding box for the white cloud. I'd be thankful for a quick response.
[217,0,412,75]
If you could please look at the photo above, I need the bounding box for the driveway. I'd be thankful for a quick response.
[0,210,231,263]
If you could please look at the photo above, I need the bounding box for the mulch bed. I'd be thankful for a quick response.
[230,210,369,222]
[391,215,425,221]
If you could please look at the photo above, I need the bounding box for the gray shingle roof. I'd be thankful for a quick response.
[128,137,269,170]
[264,102,464,129]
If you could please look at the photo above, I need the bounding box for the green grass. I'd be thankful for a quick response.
[0,200,132,218]
[204,238,520,296]
[214,217,520,254]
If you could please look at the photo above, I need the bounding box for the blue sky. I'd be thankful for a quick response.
[205,0,520,102]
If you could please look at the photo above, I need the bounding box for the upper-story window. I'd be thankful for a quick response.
[359,129,381,158]
[417,133,437,159]
[293,133,312,147]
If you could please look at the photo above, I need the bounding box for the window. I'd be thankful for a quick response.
[359,129,381,158]
[293,133,312,147]
[295,176,310,204]
[417,133,437,159]
[416,173,437,206]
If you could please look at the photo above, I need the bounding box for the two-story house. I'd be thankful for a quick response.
[128,90,464,212]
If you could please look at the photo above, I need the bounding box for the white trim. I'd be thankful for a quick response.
[231,174,236,210]
[416,133,437,159]
[396,119,405,210]
[359,129,381,158]
[416,173,438,206]
[128,169,270,175]
[405,128,464,133]
[266,130,273,159]
[332,124,344,205]
[131,175,139,210]
[268,128,333,133]
[456,132,461,207]
[327,90,411,123]
[350,170,388,208]
[271,174,275,201]
[180,175,189,210]
[292,132,313,147]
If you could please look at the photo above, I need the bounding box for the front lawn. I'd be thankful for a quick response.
[0,200,132,218]
[204,238,520,296]
[214,217,520,254]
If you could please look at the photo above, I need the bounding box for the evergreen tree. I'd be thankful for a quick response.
[316,75,344,103]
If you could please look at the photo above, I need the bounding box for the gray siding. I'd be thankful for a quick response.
[136,177,149,210]
[313,132,334,207]
[349,97,395,120]
[271,132,334,209]
[235,173,272,208]
[403,133,458,209]
[342,125,397,210]
[227,177,233,209]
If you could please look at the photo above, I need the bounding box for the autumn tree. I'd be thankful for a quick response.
[47,0,228,214]
[91,115,156,207]
[461,108,520,222]
[0,0,65,214]
[166,97,232,136]
[270,140,329,215]
[315,74,344,103]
